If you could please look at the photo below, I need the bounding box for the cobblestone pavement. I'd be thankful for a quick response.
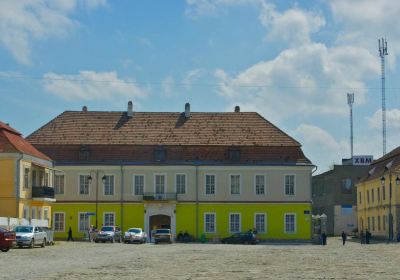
[1,237,400,279]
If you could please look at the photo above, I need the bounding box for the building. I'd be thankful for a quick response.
[312,161,370,235]
[357,147,400,240]
[27,102,314,241]
[0,121,55,224]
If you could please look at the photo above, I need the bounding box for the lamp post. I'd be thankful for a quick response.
[381,170,400,242]
[88,172,106,229]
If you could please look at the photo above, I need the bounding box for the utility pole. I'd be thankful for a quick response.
[378,38,388,156]
[347,93,354,159]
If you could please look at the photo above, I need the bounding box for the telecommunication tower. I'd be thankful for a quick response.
[347,93,354,159]
[379,38,388,155]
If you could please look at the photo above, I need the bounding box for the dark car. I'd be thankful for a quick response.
[221,232,257,245]
[0,227,16,252]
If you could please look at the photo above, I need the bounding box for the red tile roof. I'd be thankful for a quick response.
[0,121,51,161]
[27,111,302,147]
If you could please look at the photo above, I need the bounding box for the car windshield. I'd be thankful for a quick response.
[14,226,33,233]
[101,226,114,231]
[128,229,141,233]
[156,229,170,234]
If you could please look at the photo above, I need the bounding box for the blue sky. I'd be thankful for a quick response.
[1,0,400,174]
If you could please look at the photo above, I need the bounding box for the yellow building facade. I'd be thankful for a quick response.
[357,147,400,240]
[0,121,55,225]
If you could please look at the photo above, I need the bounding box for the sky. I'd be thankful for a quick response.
[1,0,400,174]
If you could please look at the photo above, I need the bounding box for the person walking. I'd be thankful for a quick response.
[341,231,347,245]
[360,230,365,244]
[67,226,74,241]
[366,229,371,244]
[321,232,327,245]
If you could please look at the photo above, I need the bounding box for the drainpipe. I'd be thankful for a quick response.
[15,153,23,219]
[310,165,317,240]
[120,165,124,232]
[195,165,199,240]
[95,170,99,228]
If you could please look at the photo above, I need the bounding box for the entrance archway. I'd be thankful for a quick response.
[144,204,176,241]
[150,214,171,230]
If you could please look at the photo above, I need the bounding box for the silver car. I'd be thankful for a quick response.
[94,226,122,243]
[124,228,147,244]
[14,226,47,248]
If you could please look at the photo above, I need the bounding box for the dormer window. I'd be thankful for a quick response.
[229,149,241,162]
[79,146,90,161]
[154,148,166,162]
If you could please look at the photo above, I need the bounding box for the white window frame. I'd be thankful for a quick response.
[44,171,49,186]
[154,173,167,194]
[284,213,296,234]
[284,174,296,196]
[23,205,29,219]
[254,213,267,233]
[53,212,65,232]
[103,212,115,226]
[31,206,37,220]
[229,213,241,233]
[205,174,216,196]
[78,174,91,195]
[78,212,89,232]
[43,207,49,220]
[229,174,241,195]
[133,174,145,195]
[254,174,266,195]
[204,212,216,233]
[54,174,65,195]
[175,173,187,194]
[103,174,115,196]
[23,167,30,189]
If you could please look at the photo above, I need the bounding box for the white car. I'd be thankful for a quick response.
[124,228,147,244]
[14,226,47,248]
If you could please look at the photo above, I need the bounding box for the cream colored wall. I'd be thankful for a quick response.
[56,165,312,202]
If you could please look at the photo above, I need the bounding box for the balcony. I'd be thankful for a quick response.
[142,192,177,201]
[32,186,55,199]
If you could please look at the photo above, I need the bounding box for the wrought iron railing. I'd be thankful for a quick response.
[32,186,55,199]
[142,192,177,201]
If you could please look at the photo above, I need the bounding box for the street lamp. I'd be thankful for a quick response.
[381,169,400,242]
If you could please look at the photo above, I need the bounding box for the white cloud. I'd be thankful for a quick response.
[182,68,206,89]
[367,109,400,129]
[162,76,175,97]
[215,43,378,124]
[0,0,106,65]
[43,71,147,101]
[185,0,259,18]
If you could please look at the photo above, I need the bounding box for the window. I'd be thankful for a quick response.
[372,189,374,203]
[255,213,266,233]
[79,213,89,232]
[23,206,29,219]
[43,208,49,220]
[377,188,380,201]
[367,217,370,230]
[205,175,216,195]
[134,175,144,195]
[359,192,362,204]
[383,215,386,231]
[31,207,36,219]
[55,175,65,194]
[155,175,165,194]
[229,213,241,233]
[54,212,65,232]
[230,175,240,195]
[382,186,386,200]
[79,175,90,195]
[378,216,381,231]
[229,149,240,162]
[79,146,90,161]
[104,213,115,226]
[284,213,296,233]
[44,172,49,186]
[23,168,29,188]
[154,148,166,162]
[367,190,370,204]
[39,171,44,186]
[372,216,375,231]
[285,175,295,196]
[204,213,216,233]
[103,175,114,195]
[255,175,265,195]
[176,174,186,194]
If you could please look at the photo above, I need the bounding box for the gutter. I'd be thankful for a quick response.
[120,165,124,232]
[15,153,23,218]
[195,165,199,240]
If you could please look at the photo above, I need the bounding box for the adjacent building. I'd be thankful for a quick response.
[357,147,400,240]
[312,160,370,235]
[27,102,314,241]
[0,121,55,225]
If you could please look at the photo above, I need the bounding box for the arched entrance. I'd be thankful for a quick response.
[150,214,171,231]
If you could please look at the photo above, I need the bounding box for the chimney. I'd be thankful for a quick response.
[82,106,88,112]
[185,103,190,118]
[234,106,240,112]
[127,101,133,117]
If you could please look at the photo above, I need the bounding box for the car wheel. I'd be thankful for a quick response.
[29,239,34,249]
[1,247,10,252]
[111,237,114,243]
[18,245,23,249]
[41,238,46,248]
[95,240,99,243]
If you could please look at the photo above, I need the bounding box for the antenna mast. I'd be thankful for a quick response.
[347,93,354,159]
[379,38,388,155]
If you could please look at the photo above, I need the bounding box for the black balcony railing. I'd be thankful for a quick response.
[32,186,55,199]
[142,192,177,201]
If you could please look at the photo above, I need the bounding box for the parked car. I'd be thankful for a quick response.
[39,227,55,245]
[221,232,257,245]
[0,227,16,252]
[153,228,172,244]
[94,226,122,243]
[124,228,147,244]
[14,225,47,248]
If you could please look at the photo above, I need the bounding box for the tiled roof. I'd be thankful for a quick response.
[358,146,400,183]
[0,121,51,161]
[27,111,302,147]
